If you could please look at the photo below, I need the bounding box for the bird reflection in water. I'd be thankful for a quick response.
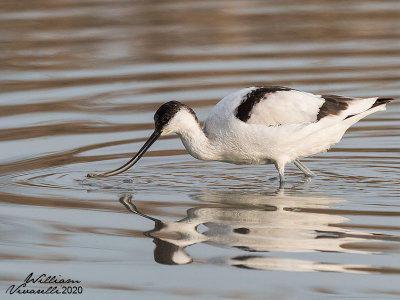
[120,194,202,265]
[120,191,389,272]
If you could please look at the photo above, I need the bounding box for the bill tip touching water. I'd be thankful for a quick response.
[87,86,393,184]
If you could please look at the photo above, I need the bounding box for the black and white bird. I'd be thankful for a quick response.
[88,86,392,185]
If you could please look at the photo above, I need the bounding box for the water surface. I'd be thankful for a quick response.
[1,0,400,299]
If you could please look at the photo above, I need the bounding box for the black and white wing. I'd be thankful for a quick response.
[233,86,390,126]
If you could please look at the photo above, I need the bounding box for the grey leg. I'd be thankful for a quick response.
[274,162,286,187]
[294,159,315,177]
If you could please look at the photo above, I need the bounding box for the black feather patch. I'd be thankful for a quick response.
[317,95,352,120]
[371,97,393,108]
[235,86,292,122]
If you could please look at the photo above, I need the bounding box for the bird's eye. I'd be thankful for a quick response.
[155,116,169,128]
[162,116,170,125]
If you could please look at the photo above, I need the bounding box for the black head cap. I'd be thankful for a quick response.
[154,101,198,130]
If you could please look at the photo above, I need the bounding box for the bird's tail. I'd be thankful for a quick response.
[371,97,393,108]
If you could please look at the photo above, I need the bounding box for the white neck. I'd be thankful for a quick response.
[167,110,218,161]
[177,122,217,161]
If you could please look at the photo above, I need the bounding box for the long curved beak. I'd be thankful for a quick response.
[87,130,161,178]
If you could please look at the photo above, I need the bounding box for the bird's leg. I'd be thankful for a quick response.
[274,162,286,187]
[294,159,315,177]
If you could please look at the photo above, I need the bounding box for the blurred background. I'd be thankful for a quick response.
[0,0,400,299]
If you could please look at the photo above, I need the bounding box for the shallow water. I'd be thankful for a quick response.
[1,0,400,299]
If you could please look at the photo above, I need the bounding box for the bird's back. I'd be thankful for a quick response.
[202,86,391,162]
[205,86,391,131]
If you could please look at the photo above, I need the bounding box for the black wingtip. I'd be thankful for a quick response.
[371,97,393,108]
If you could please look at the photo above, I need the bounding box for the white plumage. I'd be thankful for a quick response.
[88,86,392,186]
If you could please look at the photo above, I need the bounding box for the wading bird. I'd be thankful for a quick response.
[87,86,392,185]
